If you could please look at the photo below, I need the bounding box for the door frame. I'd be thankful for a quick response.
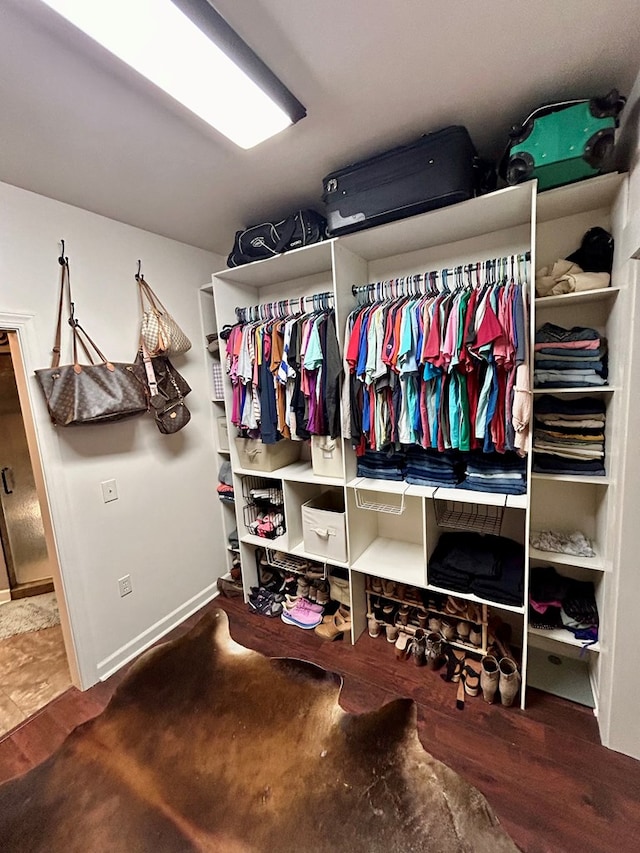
[0,313,81,688]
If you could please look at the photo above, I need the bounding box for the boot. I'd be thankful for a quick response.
[409,628,427,666]
[480,655,500,704]
[499,657,521,707]
[425,632,444,671]
[367,613,381,639]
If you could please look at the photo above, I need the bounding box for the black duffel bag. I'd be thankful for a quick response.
[227,209,327,267]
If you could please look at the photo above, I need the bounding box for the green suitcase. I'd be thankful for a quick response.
[502,90,625,191]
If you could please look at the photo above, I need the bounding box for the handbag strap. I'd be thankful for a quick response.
[140,339,159,398]
[51,256,104,369]
[137,276,168,316]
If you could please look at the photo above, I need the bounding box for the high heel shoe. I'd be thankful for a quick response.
[461,658,482,697]
[315,607,351,641]
[440,646,465,683]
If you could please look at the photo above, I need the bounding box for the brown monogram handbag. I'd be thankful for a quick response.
[35,250,149,426]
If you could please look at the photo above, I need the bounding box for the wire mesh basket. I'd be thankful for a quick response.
[243,502,286,539]
[241,476,284,506]
[264,548,326,577]
[433,499,504,535]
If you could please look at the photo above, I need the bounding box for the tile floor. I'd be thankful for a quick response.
[0,626,71,737]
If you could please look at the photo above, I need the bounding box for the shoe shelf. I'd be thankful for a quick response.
[365,581,490,656]
[528,625,600,653]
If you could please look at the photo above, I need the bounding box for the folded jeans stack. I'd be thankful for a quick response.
[458,451,527,495]
[404,448,464,487]
[534,323,607,389]
[533,395,606,476]
[428,532,525,607]
[356,449,406,481]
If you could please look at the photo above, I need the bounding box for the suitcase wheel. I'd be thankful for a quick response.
[506,152,534,185]
[589,89,626,120]
[508,120,534,145]
[584,128,615,169]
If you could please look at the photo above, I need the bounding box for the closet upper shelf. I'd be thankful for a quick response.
[212,240,335,288]
[339,182,534,261]
[535,172,624,223]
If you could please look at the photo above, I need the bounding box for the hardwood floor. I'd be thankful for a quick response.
[1,594,639,853]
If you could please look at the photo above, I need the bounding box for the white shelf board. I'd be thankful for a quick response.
[404,484,439,498]
[351,538,425,587]
[528,626,600,653]
[217,449,231,456]
[529,546,610,572]
[535,286,620,309]
[240,532,289,550]
[339,182,534,261]
[347,477,408,495]
[433,487,507,507]
[213,240,335,288]
[506,494,528,509]
[234,461,344,485]
[533,386,617,395]
[289,541,349,568]
[424,584,525,614]
[531,473,610,485]
[535,172,624,223]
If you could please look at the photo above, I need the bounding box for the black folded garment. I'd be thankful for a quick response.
[533,454,605,476]
[429,532,506,579]
[534,395,606,417]
[472,554,524,606]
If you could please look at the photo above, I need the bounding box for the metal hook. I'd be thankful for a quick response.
[135,259,143,282]
[58,239,67,266]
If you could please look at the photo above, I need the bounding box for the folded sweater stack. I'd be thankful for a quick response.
[533,395,606,476]
[534,323,607,389]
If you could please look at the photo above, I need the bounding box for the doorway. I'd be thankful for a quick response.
[0,329,74,737]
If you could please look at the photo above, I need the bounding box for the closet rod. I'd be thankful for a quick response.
[351,251,531,297]
[235,290,334,321]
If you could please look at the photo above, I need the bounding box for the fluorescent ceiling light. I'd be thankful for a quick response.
[39,0,306,149]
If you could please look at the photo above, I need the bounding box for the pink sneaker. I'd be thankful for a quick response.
[281,601,323,629]
[284,595,324,614]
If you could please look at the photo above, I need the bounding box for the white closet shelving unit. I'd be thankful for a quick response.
[201,172,629,731]
[199,288,237,579]
[527,172,626,716]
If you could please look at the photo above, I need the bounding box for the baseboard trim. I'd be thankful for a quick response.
[0,589,12,605]
[96,584,220,682]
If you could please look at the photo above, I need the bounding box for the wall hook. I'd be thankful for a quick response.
[135,259,143,281]
[58,239,66,266]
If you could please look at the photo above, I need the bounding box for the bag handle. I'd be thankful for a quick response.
[273,212,301,254]
[50,248,110,371]
[137,275,169,316]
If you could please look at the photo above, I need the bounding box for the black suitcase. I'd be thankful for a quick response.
[322,126,478,236]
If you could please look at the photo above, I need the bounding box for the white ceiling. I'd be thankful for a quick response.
[1,0,639,255]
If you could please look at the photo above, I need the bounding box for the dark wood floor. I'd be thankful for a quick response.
[2,595,639,853]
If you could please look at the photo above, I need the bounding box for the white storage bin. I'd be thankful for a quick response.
[217,415,229,452]
[235,437,301,472]
[302,491,347,563]
[311,436,343,479]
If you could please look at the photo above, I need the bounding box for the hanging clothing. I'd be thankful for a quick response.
[345,277,530,461]
[224,308,343,443]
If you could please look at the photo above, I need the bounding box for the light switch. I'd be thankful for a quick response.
[101,479,118,503]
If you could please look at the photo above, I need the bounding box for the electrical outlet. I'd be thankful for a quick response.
[101,479,118,503]
[118,574,133,597]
